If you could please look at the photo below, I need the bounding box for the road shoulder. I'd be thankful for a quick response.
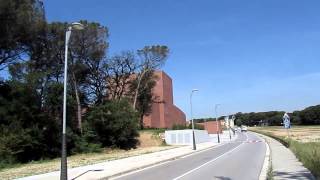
[254,132,271,180]
[253,132,315,180]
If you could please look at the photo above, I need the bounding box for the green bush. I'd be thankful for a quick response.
[171,124,187,130]
[86,99,140,150]
[171,123,204,130]
[0,81,61,167]
[72,137,102,154]
[72,124,102,153]
[187,123,204,130]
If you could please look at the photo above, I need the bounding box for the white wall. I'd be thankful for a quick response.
[164,129,210,145]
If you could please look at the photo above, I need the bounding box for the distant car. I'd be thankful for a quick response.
[241,126,247,132]
[231,127,237,132]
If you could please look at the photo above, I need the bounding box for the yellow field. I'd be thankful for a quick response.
[249,126,320,142]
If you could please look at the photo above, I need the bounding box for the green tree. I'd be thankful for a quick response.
[106,51,136,100]
[132,45,169,109]
[299,105,320,125]
[291,111,301,125]
[69,21,109,132]
[86,99,139,149]
[0,81,60,165]
[130,70,157,129]
[0,0,46,70]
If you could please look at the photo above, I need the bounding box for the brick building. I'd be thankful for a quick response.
[143,71,186,128]
[197,121,223,134]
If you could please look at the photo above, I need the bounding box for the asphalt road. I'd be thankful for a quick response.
[112,132,266,180]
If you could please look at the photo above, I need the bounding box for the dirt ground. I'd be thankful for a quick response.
[138,130,164,147]
[250,126,320,142]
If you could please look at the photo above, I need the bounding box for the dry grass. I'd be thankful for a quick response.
[0,131,172,179]
[249,126,320,142]
[138,130,164,147]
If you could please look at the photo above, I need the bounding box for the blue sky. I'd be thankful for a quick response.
[44,0,320,119]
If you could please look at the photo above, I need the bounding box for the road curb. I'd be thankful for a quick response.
[251,132,271,180]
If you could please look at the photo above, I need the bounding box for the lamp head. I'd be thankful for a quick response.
[71,22,84,30]
[192,89,199,92]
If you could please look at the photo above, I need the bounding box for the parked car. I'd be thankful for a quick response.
[241,126,247,132]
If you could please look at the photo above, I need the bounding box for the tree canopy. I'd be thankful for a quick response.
[0,0,169,167]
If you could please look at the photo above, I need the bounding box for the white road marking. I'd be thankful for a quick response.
[180,143,225,159]
[111,142,227,180]
[173,133,249,180]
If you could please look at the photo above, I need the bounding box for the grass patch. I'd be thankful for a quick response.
[251,128,320,179]
[139,128,167,146]
[288,140,320,179]
[267,165,273,180]
[139,128,166,134]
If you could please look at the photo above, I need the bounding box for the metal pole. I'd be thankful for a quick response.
[232,115,236,136]
[228,117,231,140]
[61,27,72,180]
[190,91,196,150]
[215,104,220,143]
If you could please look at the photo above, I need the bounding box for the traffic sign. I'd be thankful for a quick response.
[283,113,291,129]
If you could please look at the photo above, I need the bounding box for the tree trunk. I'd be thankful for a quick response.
[72,73,82,133]
[140,113,144,129]
[132,75,141,110]
[133,70,147,110]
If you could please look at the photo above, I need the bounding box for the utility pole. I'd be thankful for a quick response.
[215,104,221,143]
[190,89,199,150]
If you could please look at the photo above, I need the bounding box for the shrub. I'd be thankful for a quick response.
[86,99,140,150]
[72,123,102,153]
[171,124,187,130]
[72,136,102,153]
[187,123,204,130]
[0,81,61,167]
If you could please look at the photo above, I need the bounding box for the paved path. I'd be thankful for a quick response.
[113,132,266,180]
[257,134,315,180]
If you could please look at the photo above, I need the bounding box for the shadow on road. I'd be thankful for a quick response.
[274,170,315,180]
[71,169,104,180]
[214,176,232,180]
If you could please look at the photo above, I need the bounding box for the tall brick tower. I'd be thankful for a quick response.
[143,71,186,128]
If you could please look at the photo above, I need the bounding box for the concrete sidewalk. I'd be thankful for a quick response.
[19,132,237,180]
[256,133,315,180]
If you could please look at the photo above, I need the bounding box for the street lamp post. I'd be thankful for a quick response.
[215,104,221,143]
[225,116,232,140]
[228,116,232,140]
[232,115,236,136]
[61,22,84,180]
[190,89,199,150]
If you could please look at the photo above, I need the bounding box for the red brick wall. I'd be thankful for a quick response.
[143,102,160,128]
[143,71,186,128]
[197,121,223,134]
